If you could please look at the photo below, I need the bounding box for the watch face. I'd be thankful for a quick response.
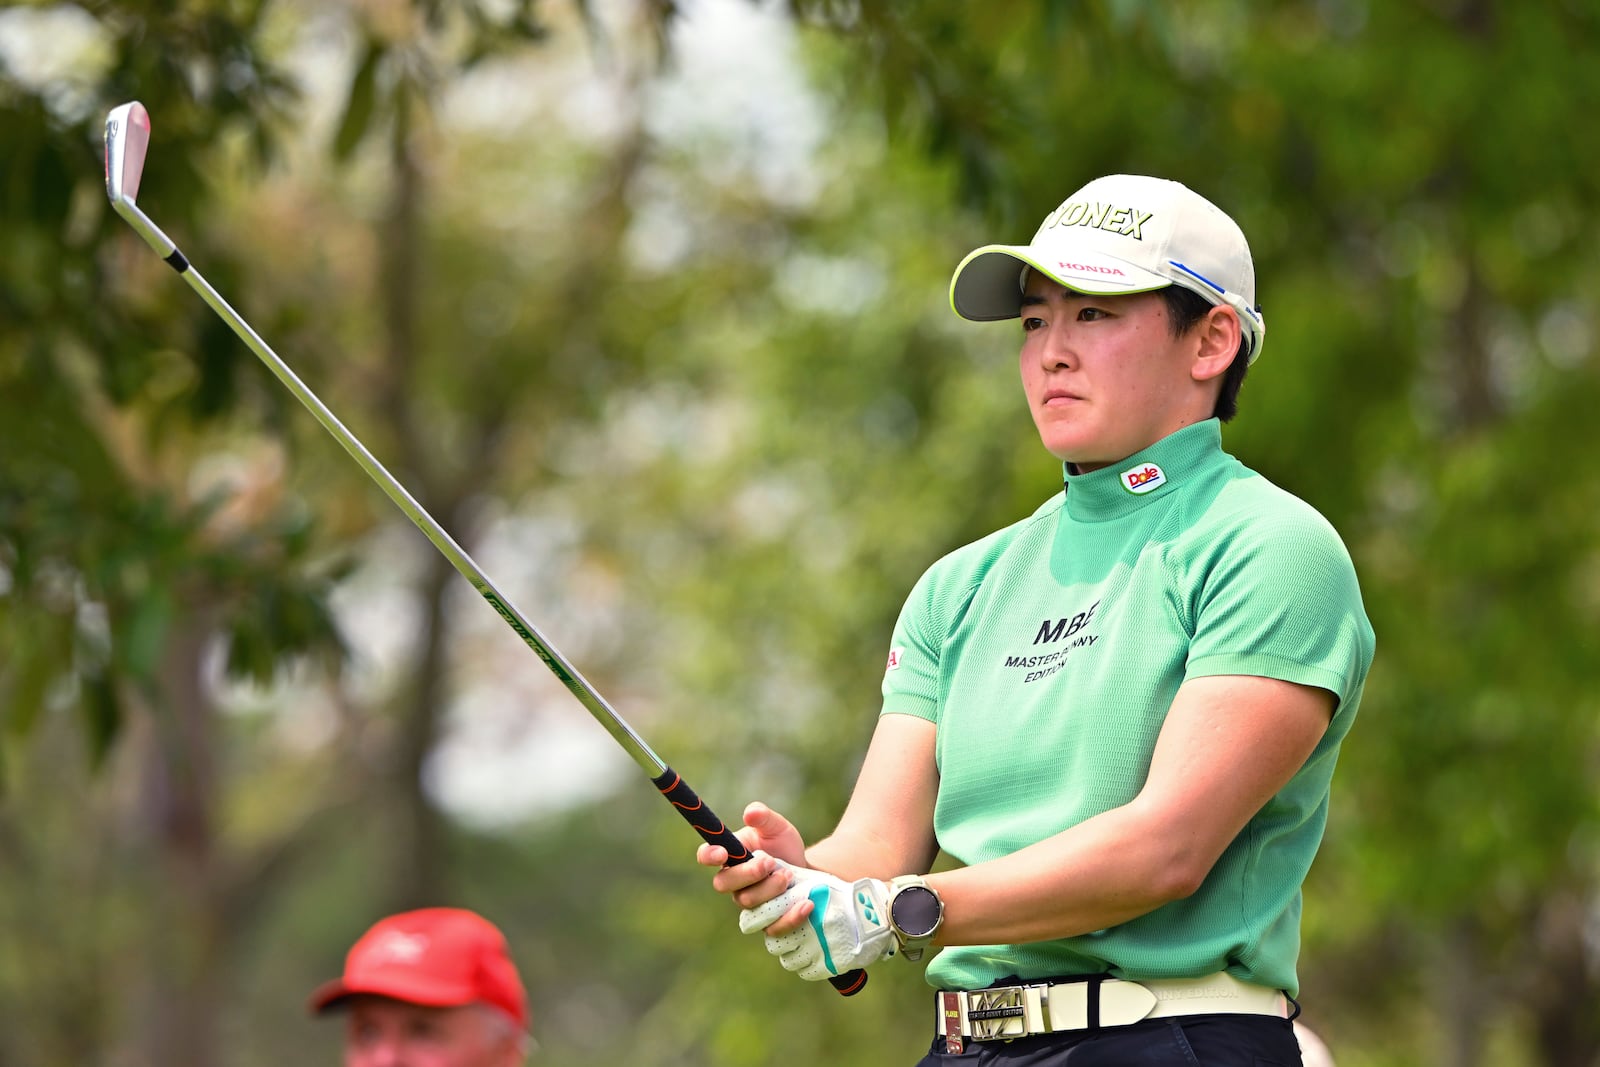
[892,885,941,939]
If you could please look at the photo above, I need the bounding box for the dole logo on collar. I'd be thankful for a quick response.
[1120,463,1167,495]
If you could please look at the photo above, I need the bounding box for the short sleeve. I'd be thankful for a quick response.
[879,564,946,722]
[1182,507,1375,710]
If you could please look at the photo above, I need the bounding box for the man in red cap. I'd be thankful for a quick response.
[309,907,531,1067]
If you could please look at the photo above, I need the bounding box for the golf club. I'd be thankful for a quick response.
[103,100,867,997]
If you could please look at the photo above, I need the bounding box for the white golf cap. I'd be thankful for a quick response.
[949,174,1266,363]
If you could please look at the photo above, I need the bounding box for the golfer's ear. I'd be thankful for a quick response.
[1192,305,1241,383]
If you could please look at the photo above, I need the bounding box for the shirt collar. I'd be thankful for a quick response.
[1061,419,1225,522]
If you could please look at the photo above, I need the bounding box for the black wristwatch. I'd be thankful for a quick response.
[886,875,944,961]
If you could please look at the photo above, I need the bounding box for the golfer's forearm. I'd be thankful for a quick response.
[802,713,939,880]
[803,825,933,882]
[926,803,1211,946]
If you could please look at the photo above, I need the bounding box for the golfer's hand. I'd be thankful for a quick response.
[697,803,811,909]
[739,864,898,981]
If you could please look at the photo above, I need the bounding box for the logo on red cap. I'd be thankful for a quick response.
[357,930,428,966]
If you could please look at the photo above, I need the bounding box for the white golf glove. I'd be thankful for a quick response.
[738,864,897,981]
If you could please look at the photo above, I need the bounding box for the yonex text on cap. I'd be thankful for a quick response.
[949,174,1266,363]
[308,907,528,1029]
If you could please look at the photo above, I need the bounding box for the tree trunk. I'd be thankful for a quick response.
[377,89,451,909]
[1526,893,1600,1067]
[130,609,223,1067]
[1435,918,1491,1067]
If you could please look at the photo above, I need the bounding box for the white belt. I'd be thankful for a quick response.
[935,973,1288,1051]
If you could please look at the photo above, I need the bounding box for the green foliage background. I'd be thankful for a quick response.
[2,1,1598,1065]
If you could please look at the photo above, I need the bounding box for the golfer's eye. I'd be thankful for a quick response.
[1078,307,1108,321]
[1022,316,1046,332]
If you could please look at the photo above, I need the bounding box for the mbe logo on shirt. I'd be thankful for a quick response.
[1001,600,1100,684]
[1033,601,1097,645]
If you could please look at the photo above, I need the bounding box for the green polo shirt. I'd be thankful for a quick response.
[880,419,1374,996]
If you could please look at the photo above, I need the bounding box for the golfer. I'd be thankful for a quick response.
[309,907,532,1067]
[700,174,1375,1065]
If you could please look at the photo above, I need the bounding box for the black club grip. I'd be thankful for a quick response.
[653,766,868,997]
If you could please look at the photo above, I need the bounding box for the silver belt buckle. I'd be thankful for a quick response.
[965,984,1032,1042]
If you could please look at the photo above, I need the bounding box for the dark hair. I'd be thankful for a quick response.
[1160,286,1251,423]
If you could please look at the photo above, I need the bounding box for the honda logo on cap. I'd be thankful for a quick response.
[1057,261,1127,276]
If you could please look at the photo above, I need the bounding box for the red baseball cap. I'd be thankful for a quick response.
[308,907,528,1029]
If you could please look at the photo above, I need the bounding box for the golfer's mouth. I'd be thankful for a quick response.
[1042,389,1083,407]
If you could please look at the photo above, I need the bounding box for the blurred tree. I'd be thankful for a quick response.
[314,0,604,911]
[1,0,637,1063]
[1,4,326,1063]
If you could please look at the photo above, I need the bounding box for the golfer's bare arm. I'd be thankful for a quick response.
[803,712,941,879]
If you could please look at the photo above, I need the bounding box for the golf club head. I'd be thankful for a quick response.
[105,101,150,207]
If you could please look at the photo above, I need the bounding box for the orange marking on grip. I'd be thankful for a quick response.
[833,971,868,995]
[658,772,748,859]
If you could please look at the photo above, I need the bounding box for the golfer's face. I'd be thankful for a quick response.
[1017,279,1197,470]
[343,997,521,1067]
